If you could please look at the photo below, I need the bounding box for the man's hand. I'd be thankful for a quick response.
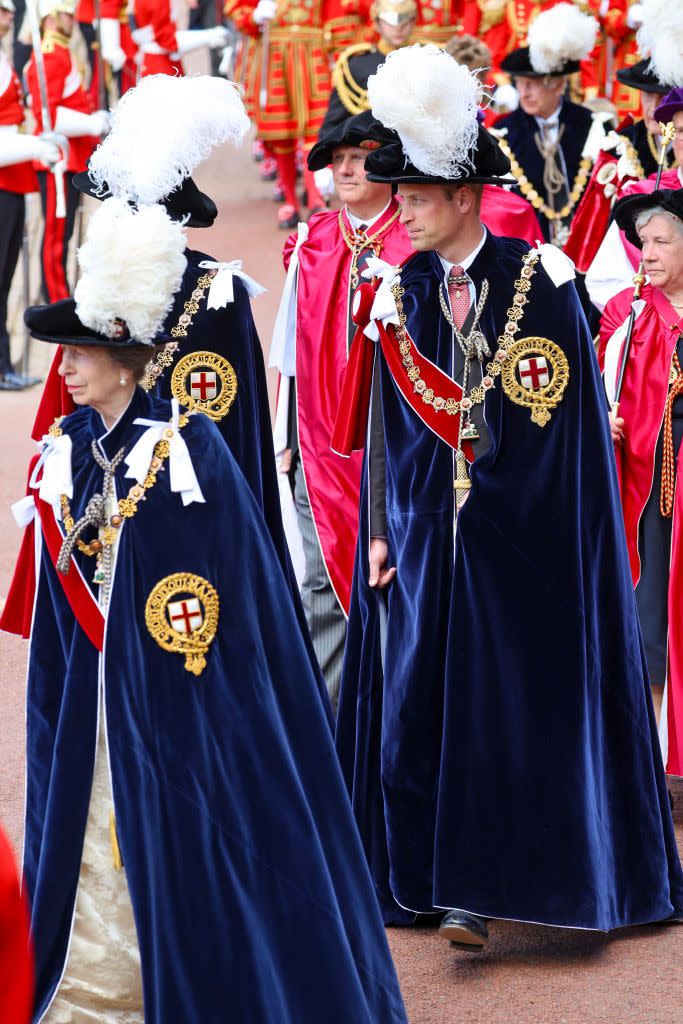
[369,537,396,589]
[280,448,292,473]
[609,409,624,443]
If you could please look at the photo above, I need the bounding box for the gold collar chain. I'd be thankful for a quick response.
[496,134,592,223]
[338,206,402,288]
[141,272,216,392]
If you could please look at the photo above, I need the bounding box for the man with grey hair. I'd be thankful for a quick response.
[601,187,683,776]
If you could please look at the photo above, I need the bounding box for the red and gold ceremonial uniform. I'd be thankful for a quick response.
[414,0,464,45]
[463,0,562,78]
[133,0,184,77]
[0,54,37,196]
[26,30,97,301]
[581,0,640,117]
[77,0,138,96]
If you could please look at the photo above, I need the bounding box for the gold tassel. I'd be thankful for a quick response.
[109,810,123,871]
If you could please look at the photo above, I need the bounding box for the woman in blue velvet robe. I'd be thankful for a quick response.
[18,300,408,1024]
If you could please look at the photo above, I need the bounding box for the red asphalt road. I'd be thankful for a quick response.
[0,141,682,1024]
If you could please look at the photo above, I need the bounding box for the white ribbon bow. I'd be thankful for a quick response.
[268,221,309,376]
[197,259,266,310]
[361,257,401,342]
[28,433,73,517]
[534,241,576,287]
[127,399,205,507]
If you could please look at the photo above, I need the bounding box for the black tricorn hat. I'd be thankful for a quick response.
[613,188,683,249]
[365,124,512,185]
[25,299,152,348]
[72,169,218,229]
[500,46,579,77]
[615,57,668,95]
[307,110,399,171]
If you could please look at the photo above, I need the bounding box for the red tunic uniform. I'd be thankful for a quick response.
[600,285,683,775]
[0,53,37,195]
[133,0,184,77]
[414,0,465,45]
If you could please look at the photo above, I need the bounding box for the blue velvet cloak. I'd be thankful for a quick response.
[336,233,683,930]
[24,389,408,1024]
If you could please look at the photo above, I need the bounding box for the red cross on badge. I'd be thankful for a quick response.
[168,598,204,634]
[190,370,218,401]
[518,356,550,391]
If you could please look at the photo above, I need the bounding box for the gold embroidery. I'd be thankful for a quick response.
[500,336,569,426]
[331,43,374,116]
[145,572,220,677]
[141,273,215,392]
[171,351,238,423]
[494,133,592,223]
[391,250,541,415]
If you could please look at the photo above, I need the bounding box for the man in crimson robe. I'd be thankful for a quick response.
[602,188,683,776]
[270,110,413,709]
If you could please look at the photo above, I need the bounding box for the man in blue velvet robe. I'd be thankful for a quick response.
[333,43,683,950]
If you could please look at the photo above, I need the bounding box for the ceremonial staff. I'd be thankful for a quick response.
[26,0,69,219]
[612,118,677,413]
[93,0,110,110]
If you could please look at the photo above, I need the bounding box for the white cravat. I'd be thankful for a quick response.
[535,104,563,146]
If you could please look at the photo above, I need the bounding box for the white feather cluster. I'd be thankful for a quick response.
[74,198,187,344]
[637,0,683,88]
[88,75,250,205]
[528,4,598,74]
[367,44,481,179]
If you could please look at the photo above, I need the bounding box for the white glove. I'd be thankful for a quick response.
[218,44,234,77]
[172,26,230,57]
[626,2,643,28]
[491,82,519,112]
[253,0,276,25]
[54,106,110,138]
[0,131,60,168]
[313,166,335,198]
[131,24,154,46]
[100,17,126,72]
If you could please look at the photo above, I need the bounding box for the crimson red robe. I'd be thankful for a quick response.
[0,825,32,1024]
[600,284,683,775]
[282,199,412,616]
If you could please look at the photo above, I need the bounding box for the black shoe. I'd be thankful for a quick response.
[438,909,489,950]
[0,370,29,390]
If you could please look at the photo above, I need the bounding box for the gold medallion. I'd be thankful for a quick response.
[145,572,220,676]
[500,336,569,427]
[170,351,238,422]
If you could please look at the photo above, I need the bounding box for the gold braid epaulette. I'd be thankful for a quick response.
[494,133,593,223]
[331,43,375,116]
[391,249,542,415]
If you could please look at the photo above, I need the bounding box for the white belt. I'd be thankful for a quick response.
[0,125,19,134]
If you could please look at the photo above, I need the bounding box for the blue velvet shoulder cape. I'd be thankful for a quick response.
[24,389,407,1024]
[336,233,683,929]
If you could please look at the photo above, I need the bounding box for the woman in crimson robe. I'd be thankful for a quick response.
[601,188,683,776]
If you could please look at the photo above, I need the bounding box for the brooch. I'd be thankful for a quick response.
[171,351,238,422]
[145,572,220,676]
[500,336,569,427]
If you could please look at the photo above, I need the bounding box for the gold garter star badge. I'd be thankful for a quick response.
[171,351,238,422]
[501,336,569,427]
[145,573,220,676]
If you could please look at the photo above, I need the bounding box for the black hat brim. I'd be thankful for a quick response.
[500,47,579,77]
[615,58,667,95]
[25,299,152,348]
[613,189,683,249]
[72,171,218,229]
[365,127,512,185]
[308,111,400,171]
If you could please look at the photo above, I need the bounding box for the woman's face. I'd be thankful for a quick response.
[639,213,683,295]
[57,345,128,408]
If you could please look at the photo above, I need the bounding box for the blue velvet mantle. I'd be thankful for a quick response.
[335,233,683,930]
[24,390,408,1023]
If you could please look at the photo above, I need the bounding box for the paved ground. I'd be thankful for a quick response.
[1,137,682,1024]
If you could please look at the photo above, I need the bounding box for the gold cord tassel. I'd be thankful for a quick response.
[453,449,472,509]
[109,810,123,871]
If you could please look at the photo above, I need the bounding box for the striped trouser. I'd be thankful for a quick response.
[293,455,347,712]
[37,170,79,303]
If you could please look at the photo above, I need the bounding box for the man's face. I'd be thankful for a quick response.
[639,213,683,294]
[515,75,565,119]
[672,110,683,166]
[55,11,75,35]
[398,184,470,251]
[0,8,13,38]
[641,90,666,135]
[331,145,390,211]
[377,15,416,48]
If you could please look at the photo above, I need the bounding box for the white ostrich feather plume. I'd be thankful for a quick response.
[368,44,481,178]
[88,75,250,205]
[637,0,683,87]
[528,3,598,73]
[74,198,187,344]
